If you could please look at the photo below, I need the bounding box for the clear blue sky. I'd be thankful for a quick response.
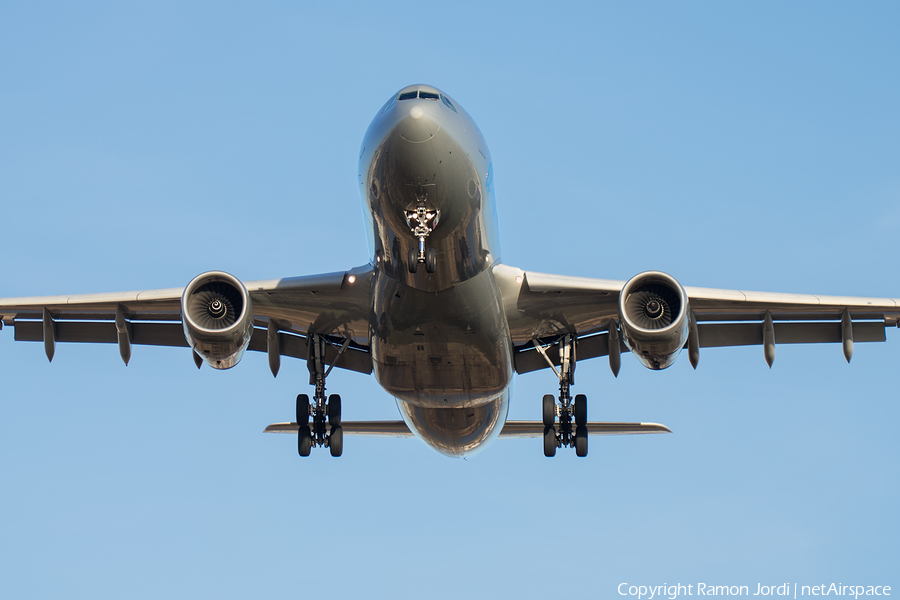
[1,2,898,598]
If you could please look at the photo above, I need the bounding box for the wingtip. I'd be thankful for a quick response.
[644,422,673,434]
[263,422,297,434]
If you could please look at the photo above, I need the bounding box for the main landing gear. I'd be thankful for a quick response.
[405,187,440,274]
[296,333,349,458]
[535,334,589,458]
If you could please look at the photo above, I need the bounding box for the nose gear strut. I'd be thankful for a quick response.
[533,333,589,457]
[296,333,351,457]
[405,188,439,274]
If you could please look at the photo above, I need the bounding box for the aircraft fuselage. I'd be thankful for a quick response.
[358,85,513,457]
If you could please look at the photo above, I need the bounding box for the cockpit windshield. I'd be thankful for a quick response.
[440,95,458,113]
[396,89,459,113]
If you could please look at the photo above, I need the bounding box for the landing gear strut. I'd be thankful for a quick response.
[405,187,440,274]
[533,334,589,458]
[296,333,350,458]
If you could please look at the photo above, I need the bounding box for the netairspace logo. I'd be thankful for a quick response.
[617,583,892,600]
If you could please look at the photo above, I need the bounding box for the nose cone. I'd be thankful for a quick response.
[395,103,441,143]
[396,394,508,458]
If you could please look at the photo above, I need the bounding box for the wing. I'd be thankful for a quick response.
[0,265,374,374]
[493,264,900,373]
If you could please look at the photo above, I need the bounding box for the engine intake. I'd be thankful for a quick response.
[181,271,254,369]
[618,271,689,370]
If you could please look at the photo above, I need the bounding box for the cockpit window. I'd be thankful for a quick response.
[419,91,439,100]
[398,91,418,101]
[440,95,458,113]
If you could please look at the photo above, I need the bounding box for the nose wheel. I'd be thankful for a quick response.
[405,187,439,274]
[534,334,589,457]
[408,247,436,274]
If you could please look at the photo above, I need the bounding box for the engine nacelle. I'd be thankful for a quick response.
[618,271,689,370]
[181,271,254,370]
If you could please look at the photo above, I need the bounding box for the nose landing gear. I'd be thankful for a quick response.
[534,334,589,457]
[295,333,349,458]
[405,188,439,274]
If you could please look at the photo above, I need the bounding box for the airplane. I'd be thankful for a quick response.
[1,83,898,459]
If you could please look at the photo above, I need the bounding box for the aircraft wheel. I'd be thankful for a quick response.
[574,394,587,427]
[330,425,343,457]
[298,426,312,457]
[575,425,588,458]
[543,426,557,457]
[408,248,418,273]
[425,248,436,273]
[296,394,310,424]
[542,394,556,428]
[328,394,342,426]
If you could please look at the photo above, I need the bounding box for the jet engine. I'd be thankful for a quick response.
[181,271,254,369]
[618,271,689,370]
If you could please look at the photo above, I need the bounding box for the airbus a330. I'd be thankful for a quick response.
[2,84,897,458]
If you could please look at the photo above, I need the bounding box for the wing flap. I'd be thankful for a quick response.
[246,329,372,374]
[515,332,612,374]
[514,320,889,374]
[10,319,372,373]
[13,320,188,347]
[698,321,886,348]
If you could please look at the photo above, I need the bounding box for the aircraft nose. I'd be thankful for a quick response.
[394,103,441,143]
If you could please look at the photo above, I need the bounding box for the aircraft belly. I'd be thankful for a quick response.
[395,392,510,458]
[370,268,513,408]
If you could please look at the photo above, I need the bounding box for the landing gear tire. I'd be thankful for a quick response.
[298,426,312,457]
[408,248,419,273]
[543,426,557,457]
[328,394,342,426]
[296,394,309,424]
[330,425,343,457]
[425,248,436,273]
[542,394,556,428]
[575,425,588,457]
[574,394,587,427]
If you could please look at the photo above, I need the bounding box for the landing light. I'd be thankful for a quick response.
[515,276,523,283]
[347,275,356,284]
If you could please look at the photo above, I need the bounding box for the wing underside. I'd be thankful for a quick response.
[0,266,375,374]
[493,265,900,373]
[3,263,897,376]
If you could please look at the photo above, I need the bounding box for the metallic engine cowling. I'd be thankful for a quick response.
[181,271,254,369]
[618,271,689,370]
